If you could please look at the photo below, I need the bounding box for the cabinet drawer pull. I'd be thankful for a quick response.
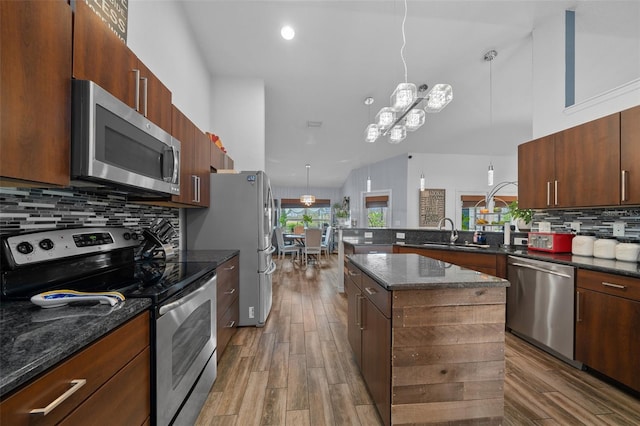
[225,265,236,271]
[348,270,360,276]
[30,379,86,416]
[602,282,626,290]
[364,287,377,295]
[225,320,236,328]
[225,288,236,295]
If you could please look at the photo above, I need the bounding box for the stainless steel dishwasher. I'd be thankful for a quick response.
[507,255,581,367]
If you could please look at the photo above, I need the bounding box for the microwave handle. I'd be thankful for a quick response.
[162,145,179,184]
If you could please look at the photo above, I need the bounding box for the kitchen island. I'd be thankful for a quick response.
[345,253,509,425]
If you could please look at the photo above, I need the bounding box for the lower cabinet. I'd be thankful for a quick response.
[576,270,640,392]
[216,255,240,361]
[393,245,507,278]
[0,313,150,425]
[345,260,391,426]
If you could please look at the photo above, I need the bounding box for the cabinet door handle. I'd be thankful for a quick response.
[576,291,581,322]
[225,320,236,328]
[355,295,362,328]
[225,265,236,271]
[547,181,551,206]
[602,282,626,290]
[225,288,236,295]
[133,69,141,111]
[364,287,377,295]
[140,76,148,117]
[192,175,200,203]
[30,379,86,416]
[621,170,628,202]
[554,180,558,206]
[348,270,360,277]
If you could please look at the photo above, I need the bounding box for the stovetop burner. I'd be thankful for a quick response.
[1,227,214,305]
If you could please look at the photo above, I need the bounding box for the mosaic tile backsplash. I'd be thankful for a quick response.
[0,187,180,248]
[531,207,640,238]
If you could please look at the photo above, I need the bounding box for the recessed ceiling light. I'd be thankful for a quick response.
[281,25,295,41]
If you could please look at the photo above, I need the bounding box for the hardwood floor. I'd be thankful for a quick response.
[196,254,640,425]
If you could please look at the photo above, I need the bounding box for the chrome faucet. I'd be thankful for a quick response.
[438,217,459,243]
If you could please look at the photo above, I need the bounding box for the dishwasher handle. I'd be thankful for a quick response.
[510,262,573,278]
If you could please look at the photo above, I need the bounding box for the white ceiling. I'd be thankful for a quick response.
[180,0,585,188]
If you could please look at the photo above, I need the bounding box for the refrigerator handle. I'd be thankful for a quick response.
[265,245,276,255]
[265,260,277,275]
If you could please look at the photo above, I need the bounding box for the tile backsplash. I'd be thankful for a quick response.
[0,188,180,247]
[531,207,640,238]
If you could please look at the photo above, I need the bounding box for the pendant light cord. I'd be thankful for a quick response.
[400,0,408,83]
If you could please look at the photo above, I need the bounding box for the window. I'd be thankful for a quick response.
[279,199,331,230]
[364,194,390,228]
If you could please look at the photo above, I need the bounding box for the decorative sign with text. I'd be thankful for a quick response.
[419,189,446,227]
[82,0,128,43]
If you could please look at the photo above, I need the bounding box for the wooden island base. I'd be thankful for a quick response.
[391,287,505,424]
[346,253,508,426]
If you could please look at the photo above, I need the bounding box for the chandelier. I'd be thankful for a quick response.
[364,0,453,144]
[300,164,316,206]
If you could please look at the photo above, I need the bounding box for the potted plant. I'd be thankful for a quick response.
[278,210,288,228]
[302,214,313,228]
[508,200,533,231]
[332,202,349,226]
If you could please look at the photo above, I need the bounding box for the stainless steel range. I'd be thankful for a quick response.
[1,227,217,426]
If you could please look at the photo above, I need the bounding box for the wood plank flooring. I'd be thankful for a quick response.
[196,254,640,425]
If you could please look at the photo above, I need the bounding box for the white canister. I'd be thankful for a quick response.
[593,237,619,259]
[572,232,596,256]
[615,238,640,262]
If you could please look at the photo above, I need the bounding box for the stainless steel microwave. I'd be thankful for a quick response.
[71,80,180,196]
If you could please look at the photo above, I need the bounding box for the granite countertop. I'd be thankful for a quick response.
[0,298,151,398]
[347,253,510,290]
[397,242,640,279]
[0,249,239,398]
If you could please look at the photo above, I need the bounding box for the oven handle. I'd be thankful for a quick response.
[158,273,216,316]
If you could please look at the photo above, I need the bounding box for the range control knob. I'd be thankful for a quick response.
[123,232,131,240]
[39,238,55,251]
[16,242,34,255]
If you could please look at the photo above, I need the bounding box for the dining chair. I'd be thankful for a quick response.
[293,225,304,235]
[302,228,322,267]
[275,227,298,261]
[320,226,332,260]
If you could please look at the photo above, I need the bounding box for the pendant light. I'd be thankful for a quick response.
[364,0,452,144]
[485,50,497,187]
[300,164,315,206]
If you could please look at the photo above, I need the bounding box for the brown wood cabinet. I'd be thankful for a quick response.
[0,313,150,425]
[169,106,210,207]
[621,105,640,205]
[393,245,507,278]
[73,0,171,133]
[216,255,240,361]
[518,112,623,209]
[576,270,640,392]
[0,0,72,187]
[345,260,391,425]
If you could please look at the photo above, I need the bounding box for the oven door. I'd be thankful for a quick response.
[156,271,216,426]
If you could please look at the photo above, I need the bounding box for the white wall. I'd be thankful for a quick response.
[406,153,517,229]
[210,78,266,172]
[532,5,640,138]
[126,0,211,130]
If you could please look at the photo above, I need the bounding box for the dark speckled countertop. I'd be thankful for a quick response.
[347,253,509,290]
[0,298,151,398]
[0,249,239,398]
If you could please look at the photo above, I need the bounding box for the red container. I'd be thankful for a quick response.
[528,232,574,253]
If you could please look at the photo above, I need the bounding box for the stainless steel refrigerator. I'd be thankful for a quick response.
[186,171,276,326]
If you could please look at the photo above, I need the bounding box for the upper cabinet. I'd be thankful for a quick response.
[73,0,171,133]
[519,112,627,209]
[621,105,640,205]
[170,106,210,207]
[1,0,72,187]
